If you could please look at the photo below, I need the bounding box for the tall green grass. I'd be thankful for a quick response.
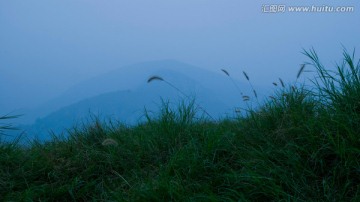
[1,48,360,201]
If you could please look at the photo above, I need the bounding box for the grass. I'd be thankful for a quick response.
[0,114,20,136]
[1,48,360,201]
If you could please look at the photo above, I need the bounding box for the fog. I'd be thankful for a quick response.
[1,0,359,115]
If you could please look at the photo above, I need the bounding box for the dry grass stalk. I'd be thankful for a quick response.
[147,75,215,120]
[253,90,258,98]
[220,68,244,96]
[242,71,257,98]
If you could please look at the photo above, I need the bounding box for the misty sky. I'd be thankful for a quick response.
[1,0,359,114]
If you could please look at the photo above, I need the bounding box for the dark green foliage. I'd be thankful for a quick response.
[1,49,360,201]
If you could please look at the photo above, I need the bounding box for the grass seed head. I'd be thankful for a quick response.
[147,76,164,83]
[102,138,119,146]
[221,69,230,76]
[279,78,285,88]
[297,64,306,79]
[243,71,250,81]
[242,95,250,101]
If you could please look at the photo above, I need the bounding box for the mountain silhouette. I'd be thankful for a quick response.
[10,60,266,142]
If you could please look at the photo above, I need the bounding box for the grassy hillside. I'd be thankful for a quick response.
[1,49,360,201]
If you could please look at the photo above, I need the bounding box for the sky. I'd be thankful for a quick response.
[1,0,359,114]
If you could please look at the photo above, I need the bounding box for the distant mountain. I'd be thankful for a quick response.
[21,72,232,141]
[20,60,263,125]
[9,60,268,142]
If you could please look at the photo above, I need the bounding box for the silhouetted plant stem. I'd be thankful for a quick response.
[147,75,215,121]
